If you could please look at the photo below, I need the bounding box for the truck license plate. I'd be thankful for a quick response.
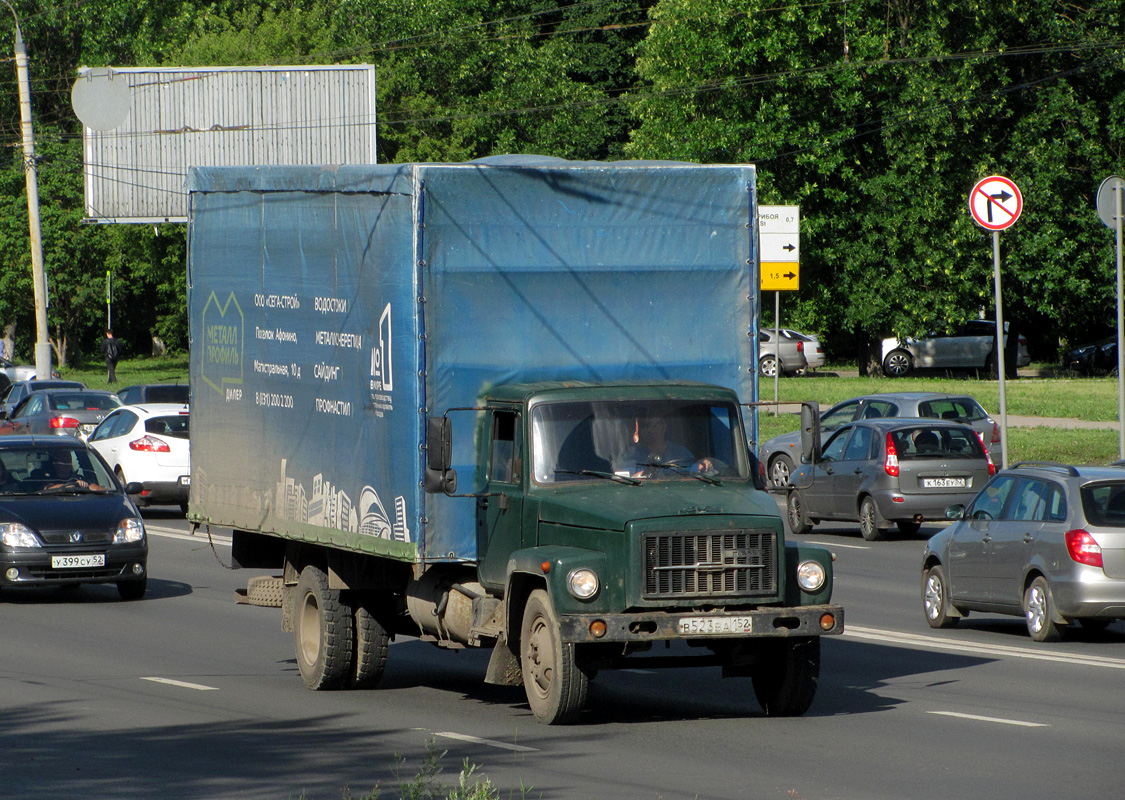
[922,477,966,488]
[51,554,105,569]
[677,616,753,635]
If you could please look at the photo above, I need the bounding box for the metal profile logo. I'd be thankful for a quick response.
[201,291,244,396]
[370,303,393,392]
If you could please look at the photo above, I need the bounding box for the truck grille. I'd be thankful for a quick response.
[642,529,776,599]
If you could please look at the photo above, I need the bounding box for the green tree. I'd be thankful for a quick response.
[628,0,1125,363]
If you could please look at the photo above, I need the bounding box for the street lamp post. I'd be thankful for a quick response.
[2,0,51,379]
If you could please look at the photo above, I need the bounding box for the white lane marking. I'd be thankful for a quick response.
[141,677,220,691]
[928,711,1048,728]
[433,732,537,752]
[146,525,231,546]
[806,539,869,550]
[844,625,1125,669]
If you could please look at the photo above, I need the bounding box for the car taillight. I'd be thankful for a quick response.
[975,432,997,475]
[1065,529,1103,568]
[50,417,80,429]
[884,433,899,476]
[990,420,1000,444]
[797,341,804,353]
[130,435,171,453]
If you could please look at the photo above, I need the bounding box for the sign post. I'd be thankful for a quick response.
[1096,175,1125,460]
[759,206,800,408]
[968,175,1023,469]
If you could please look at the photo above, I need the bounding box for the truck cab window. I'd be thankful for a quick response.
[532,398,749,484]
[489,411,519,484]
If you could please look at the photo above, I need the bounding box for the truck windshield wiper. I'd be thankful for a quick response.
[640,462,722,485]
[554,469,642,485]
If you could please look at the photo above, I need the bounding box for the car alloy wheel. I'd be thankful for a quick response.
[882,350,912,378]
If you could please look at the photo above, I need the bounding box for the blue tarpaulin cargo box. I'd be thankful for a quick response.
[187,157,759,564]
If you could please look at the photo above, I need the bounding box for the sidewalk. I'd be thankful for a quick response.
[760,403,1119,430]
[1006,415,1119,430]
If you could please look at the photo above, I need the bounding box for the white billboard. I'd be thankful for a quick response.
[74,65,377,223]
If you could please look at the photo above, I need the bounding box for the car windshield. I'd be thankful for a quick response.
[48,393,120,411]
[1080,482,1125,528]
[530,398,749,484]
[0,447,116,495]
[889,426,984,459]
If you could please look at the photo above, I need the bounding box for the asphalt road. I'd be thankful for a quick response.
[2,508,1124,800]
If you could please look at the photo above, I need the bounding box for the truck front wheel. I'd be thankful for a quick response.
[294,565,354,690]
[520,589,588,724]
[751,637,820,717]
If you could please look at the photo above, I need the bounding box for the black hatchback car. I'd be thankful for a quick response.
[786,418,995,541]
[0,436,148,599]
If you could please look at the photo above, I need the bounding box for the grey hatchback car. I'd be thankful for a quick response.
[922,462,1125,641]
[0,389,121,439]
[786,418,995,541]
[760,392,999,488]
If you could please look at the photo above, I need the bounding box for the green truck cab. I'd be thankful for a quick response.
[426,381,841,723]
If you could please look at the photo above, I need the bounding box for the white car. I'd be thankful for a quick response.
[87,403,190,513]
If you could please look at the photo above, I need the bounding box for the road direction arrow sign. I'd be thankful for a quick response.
[759,205,800,291]
[969,175,1022,231]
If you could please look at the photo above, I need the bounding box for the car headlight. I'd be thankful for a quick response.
[567,568,600,600]
[796,559,826,592]
[114,517,145,544]
[1,523,41,548]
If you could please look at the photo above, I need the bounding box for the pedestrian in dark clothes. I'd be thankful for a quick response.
[100,330,121,384]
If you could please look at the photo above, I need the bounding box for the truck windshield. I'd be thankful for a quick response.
[530,398,749,484]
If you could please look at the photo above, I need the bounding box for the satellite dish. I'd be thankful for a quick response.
[72,67,131,131]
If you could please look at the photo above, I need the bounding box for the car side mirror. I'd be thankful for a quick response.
[945,504,965,521]
[800,402,821,464]
[124,481,144,494]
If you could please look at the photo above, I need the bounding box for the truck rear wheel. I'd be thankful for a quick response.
[294,565,354,690]
[751,637,820,717]
[520,589,588,724]
[349,600,389,689]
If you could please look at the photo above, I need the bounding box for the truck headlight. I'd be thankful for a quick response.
[796,559,826,592]
[114,517,146,544]
[567,568,600,600]
[1,523,41,548]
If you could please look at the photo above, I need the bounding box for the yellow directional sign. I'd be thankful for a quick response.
[758,205,800,291]
[761,262,800,291]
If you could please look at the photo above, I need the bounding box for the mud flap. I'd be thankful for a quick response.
[484,635,522,686]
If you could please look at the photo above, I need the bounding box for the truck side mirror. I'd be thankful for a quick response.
[427,416,453,471]
[800,402,821,464]
[424,416,457,494]
[424,466,458,495]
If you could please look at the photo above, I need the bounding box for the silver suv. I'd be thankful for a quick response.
[881,319,1030,377]
[922,462,1125,641]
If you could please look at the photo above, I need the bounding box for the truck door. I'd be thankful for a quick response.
[476,410,525,592]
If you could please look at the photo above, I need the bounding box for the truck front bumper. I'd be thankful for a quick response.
[557,603,844,643]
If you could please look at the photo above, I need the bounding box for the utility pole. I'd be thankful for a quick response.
[3,0,51,379]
